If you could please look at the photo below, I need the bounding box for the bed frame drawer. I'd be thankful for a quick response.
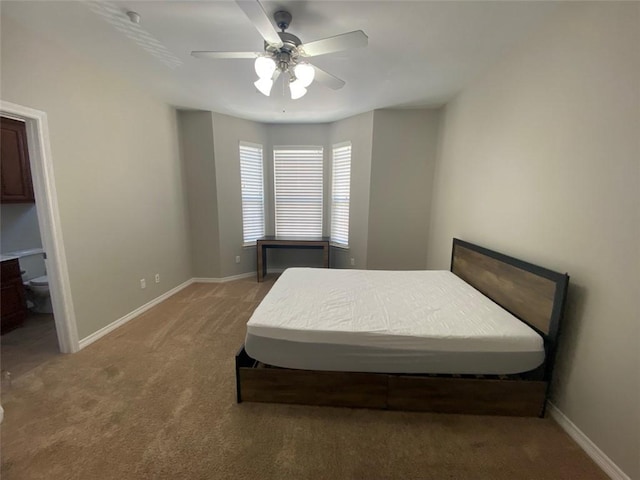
[239,368,388,409]
[387,376,547,417]
[236,347,387,408]
[236,347,547,416]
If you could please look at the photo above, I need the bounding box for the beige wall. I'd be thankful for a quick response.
[368,109,441,270]
[189,117,378,274]
[178,111,220,278]
[427,3,639,478]
[329,112,374,269]
[212,113,269,278]
[3,4,636,475]
[178,112,269,279]
[181,111,439,274]
[1,18,192,339]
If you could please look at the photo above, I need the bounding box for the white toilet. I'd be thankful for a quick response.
[13,248,53,314]
[25,275,53,314]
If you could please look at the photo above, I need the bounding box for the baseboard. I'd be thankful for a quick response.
[78,278,194,350]
[548,402,630,480]
[265,268,286,274]
[192,272,255,283]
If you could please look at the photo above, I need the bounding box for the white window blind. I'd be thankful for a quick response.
[273,146,324,237]
[239,142,265,245]
[331,143,351,247]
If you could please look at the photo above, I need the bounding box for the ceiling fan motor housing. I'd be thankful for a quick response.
[266,32,302,53]
[264,13,304,78]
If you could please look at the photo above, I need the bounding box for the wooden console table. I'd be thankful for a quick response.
[256,236,330,282]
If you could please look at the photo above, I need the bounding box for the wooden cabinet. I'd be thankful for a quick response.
[1,258,27,334]
[1,116,35,203]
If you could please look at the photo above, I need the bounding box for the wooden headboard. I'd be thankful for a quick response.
[450,238,569,380]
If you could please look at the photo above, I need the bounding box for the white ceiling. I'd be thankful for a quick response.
[2,1,558,123]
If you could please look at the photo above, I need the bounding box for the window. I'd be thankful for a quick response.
[331,143,351,247]
[239,142,265,245]
[273,146,324,237]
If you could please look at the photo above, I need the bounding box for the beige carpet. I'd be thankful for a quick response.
[1,276,607,480]
[1,312,59,380]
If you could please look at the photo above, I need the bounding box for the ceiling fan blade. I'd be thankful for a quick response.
[300,30,368,58]
[312,66,346,90]
[191,51,259,59]
[236,0,283,48]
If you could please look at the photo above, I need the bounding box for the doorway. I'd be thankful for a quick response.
[0,149,58,378]
[0,101,78,375]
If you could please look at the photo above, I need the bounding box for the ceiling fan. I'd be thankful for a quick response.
[191,0,368,99]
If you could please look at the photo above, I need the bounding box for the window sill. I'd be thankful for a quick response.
[330,243,349,250]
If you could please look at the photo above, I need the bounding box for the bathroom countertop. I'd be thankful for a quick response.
[0,248,44,262]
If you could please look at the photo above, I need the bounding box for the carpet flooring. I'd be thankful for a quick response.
[0,276,608,480]
[1,312,59,380]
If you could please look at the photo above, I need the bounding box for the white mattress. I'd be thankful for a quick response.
[247,268,544,355]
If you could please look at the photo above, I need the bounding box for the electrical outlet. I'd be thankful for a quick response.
[235,255,241,264]
[155,274,160,283]
[140,278,146,289]
[350,258,355,266]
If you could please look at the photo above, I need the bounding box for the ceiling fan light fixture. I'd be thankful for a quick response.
[193,5,366,97]
[254,77,274,96]
[254,56,276,79]
[289,79,307,100]
[293,63,315,87]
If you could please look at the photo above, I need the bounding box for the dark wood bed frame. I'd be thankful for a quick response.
[235,238,569,417]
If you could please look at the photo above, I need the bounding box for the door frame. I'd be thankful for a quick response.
[1,100,79,353]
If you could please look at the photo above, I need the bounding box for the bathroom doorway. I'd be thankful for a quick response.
[0,163,58,379]
[0,102,78,385]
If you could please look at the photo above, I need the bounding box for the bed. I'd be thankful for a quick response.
[235,238,569,417]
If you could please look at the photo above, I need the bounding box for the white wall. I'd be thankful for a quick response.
[427,3,639,478]
[0,203,46,280]
[0,204,42,253]
[368,109,441,270]
[1,17,192,339]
